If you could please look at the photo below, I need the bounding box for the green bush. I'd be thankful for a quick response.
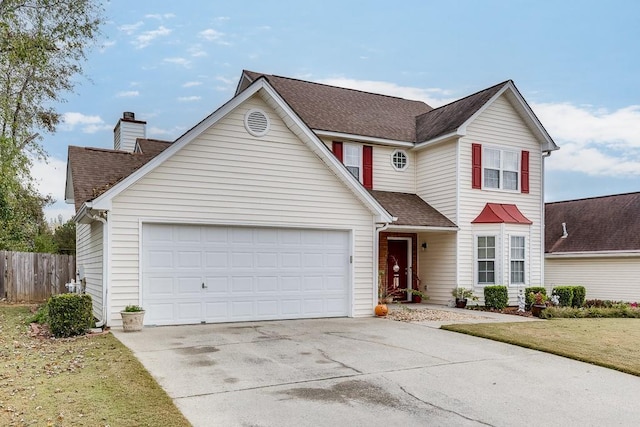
[525,287,547,310]
[484,285,508,310]
[27,303,49,324]
[540,305,640,319]
[571,286,586,307]
[585,299,629,308]
[553,286,574,307]
[48,294,93,338]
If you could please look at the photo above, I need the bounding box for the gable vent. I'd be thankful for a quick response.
[244,109,270,137]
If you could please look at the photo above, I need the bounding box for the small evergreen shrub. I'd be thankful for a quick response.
[571,286,586,307]
[525,286,547,310]
[484,285,508,310]
[48,294,93,338]
[28,303,49,324]
[540,305,640,319]
[585,299,628,308]
[553,286,574,307]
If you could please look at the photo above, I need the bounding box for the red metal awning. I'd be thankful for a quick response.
[472,203,532,224]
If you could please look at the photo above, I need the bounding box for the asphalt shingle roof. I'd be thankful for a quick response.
[545,192,640,253]
[68,139,171,210]
[369,190,457,228]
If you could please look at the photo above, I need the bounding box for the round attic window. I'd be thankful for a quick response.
[244,109,270,137]
[391,149,408,171]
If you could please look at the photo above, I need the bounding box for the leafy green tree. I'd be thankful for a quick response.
[0,0,103,250]
[52,219,76,254]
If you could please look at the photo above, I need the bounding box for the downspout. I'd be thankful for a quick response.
[374,220,395,305]
[86,210,108,328]
[541,150,551,290]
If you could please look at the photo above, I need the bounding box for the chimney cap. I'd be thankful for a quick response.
[122,111,135,120]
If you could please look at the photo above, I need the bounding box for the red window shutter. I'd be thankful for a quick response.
[471,143,482,189]
[363,145,373,189]
[332,141,343,162]
[521,150,530,194]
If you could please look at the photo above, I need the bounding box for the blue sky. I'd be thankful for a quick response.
[37,0,640,221]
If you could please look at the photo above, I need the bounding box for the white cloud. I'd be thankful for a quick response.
[145,13,175,20]
[31,156,67,200]
[133,26,172,49]
[60,112,111,133]
[148,126,184,138]
[163,57,191,68]
[215,16,230,22]
[99,40,116,52]
[199,28,229,45]
[177,96,201,102]
[116,90,140,98]
[314,77,455,107]
[188,44,207,57]
[118,21,144,35]
[182,81,202,88]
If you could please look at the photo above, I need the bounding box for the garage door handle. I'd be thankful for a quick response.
[202,283,207,289]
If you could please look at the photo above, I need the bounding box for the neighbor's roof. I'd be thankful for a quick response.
[545,192,640,253]
[241,70,433,142]
[68,139,171,210]
[369,190,457,228]
[415,81,509,142]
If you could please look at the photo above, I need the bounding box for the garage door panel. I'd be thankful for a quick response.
[143,224,350,325]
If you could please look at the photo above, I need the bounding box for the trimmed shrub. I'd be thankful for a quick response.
[48,294,93,338]
[585,299,628,308]
[525,286,547,310]
[484,285,508,310]
[553,286,574,307]
[540,305,640,319]
[571,286,586,308]
[28,303,49,324]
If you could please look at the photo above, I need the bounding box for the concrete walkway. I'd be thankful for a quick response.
[114,310,640,426]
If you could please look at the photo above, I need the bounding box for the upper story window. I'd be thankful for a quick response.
[391,150,408,171]
[483,147,519,191]
[343,143,362,180]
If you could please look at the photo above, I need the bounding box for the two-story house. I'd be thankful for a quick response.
[66,70,558,327]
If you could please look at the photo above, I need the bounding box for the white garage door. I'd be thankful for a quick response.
[141,224,351,325]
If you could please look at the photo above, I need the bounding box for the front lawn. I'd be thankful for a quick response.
[0,304,190,426]
[442,318,640,376]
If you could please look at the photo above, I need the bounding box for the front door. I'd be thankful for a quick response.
[387,239,410,301]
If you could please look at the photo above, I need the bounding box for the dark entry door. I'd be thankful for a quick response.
[387,239,409,297]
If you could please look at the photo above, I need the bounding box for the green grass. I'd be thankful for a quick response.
[442,318,640,376]
[0,304,190,427]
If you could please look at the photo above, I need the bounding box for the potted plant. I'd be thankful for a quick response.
[120,305,145,332]
[451,287,478,309]
[530,292,547,318]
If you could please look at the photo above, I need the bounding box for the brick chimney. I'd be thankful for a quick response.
[114,112,146,152]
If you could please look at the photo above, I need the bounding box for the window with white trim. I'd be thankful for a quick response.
[343,143,362,181]
[391,150,408,171]
[484,147,519,191]
[510,235,526,285]
[477,236,496,285]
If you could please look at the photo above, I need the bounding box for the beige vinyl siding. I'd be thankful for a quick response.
[107,94,376,325]
[415,141,458,223]
[545,257,640,302]
[458,94,544,303]
[320,138,415,193]
[76,222,103,320]
[418,231,457,304]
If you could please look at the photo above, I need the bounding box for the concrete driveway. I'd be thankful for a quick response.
[114,317,640,426]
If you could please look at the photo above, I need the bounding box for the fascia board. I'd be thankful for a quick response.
[313,130,415,148]
[91,80,267,211]
[259,84,394,223]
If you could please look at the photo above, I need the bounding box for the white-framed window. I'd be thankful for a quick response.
[343,143,362,181]
[391,149,408,171]
[510,235,526,285]
[477,235,496,285]
[484,147,519,191]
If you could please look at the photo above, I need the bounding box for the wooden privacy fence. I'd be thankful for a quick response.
[0,251,76,302]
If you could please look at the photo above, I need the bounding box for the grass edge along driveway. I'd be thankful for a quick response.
[0,304,190,427]
[442,318,640,376]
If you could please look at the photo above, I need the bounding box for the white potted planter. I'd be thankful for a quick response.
[120,305,145,332]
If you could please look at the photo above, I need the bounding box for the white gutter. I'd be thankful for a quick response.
[313,130,415,148]
[385,225,459,232]
[411,131,462,151]
[545,250,640,259]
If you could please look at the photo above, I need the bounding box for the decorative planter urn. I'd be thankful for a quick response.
[455,298,468,309]
[531,304,546,318]
[121,311,145,332]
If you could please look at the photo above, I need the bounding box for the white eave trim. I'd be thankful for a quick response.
[385,224,459,232]
[313,130,415,148]
[90,78,393,223]
[545,250,640,259]
[412,131,462,151]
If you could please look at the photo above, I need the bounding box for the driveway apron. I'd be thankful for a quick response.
[113,317,640,426]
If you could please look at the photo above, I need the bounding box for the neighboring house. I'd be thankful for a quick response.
[545,192,640,302]
[65,70,558,327]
